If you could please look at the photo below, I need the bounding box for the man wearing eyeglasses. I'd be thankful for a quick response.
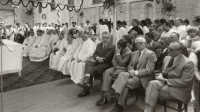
[144,41,194,112]
[110,37,157,112]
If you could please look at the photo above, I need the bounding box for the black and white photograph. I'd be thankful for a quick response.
[0,0,200,112]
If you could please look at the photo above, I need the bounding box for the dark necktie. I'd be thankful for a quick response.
[134,51,141,70]
[167,58,174,68]
[163,58,174,78]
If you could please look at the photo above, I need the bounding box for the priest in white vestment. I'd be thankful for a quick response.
[174,19,188,41]
[49,31,68,70]
[22,30,36,57]
[96,19,109,41]
[57,35,77,75]
[114,21,127,45]
[29,29,50,62]
[49,29,59,49]
[69,33,96,83]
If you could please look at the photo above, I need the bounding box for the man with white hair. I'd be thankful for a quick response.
[49,29,59,49]
[110,37,157,112]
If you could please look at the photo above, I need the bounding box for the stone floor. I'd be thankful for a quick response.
[0,78,194,112]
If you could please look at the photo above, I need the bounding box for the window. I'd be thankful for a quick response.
[51,0,56,11]
[39,3,42,13]
[68,0,74,5]
[93,0,102,4]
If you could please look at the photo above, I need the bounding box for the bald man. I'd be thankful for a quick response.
[110,37,157,112]
[144,41,194,112]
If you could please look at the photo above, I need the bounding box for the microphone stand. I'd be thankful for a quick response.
[0,36,4,112]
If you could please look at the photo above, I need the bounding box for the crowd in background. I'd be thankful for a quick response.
[1,17,200,112]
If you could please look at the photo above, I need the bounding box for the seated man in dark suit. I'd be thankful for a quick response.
[110,37,157,112]
[95,39,132,106]
[145,32,161,52]
[144,41,194,112]
[155,36,170,72]
[169,32,188,57]
[149,23,161,42]
[77,31,115,97]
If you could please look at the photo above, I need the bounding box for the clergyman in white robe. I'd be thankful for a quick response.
[49,32,68,70]
[22,32,36,57]
[57,37,78,75]
[29,30,50,62]
[69,34,96,83]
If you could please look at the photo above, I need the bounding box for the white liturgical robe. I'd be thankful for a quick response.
[22,35,36,57]
[96,24,109,41]
[49,37,68,70]
[57,40,78,75]
[29,34,50,62]
[69,38,96,83]
[176,25,188,41]
[49,34,59,49]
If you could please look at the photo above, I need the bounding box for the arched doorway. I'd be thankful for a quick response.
[143,3,153,19]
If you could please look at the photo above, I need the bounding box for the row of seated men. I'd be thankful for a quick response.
[48,29,194,112]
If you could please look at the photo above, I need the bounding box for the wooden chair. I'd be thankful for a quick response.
[158,98,188,112]
[125,87,145,106]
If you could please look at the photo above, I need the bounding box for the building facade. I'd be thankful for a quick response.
[69,0,200,26]
[34,0,70,25]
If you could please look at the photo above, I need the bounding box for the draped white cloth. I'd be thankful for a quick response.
[22,35,36,57]
[29,34,50,62]
[69,38,96,83]
[49,37,68,70]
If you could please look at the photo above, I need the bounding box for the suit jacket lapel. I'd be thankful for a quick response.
[100,42,110,55]
[137,48,147,68]
[168,55,182,71]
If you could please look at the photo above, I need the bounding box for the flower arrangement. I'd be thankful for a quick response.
[79,11,85,18]
[160,1,176,16]
[102,0,120,13]
[25,9,33,15]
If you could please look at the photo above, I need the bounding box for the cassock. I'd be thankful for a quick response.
[70,38,96,83]
[49,37,68,70]
[22,35,36,57]
[29,34,50,62]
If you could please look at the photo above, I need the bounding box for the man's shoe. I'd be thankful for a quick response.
[78,89,90,97]
[109,104,123,112]
[95,96,108,106]
[77,83,85,88]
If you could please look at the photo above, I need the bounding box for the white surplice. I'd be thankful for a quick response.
[49,34,59,49]
[22,35,36,57]
[69,38,96,83]
[29,34,50,62]
[175,25,188,41]
[114,27,127,45]
[49,37,68,70]
[57,40,77,75]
